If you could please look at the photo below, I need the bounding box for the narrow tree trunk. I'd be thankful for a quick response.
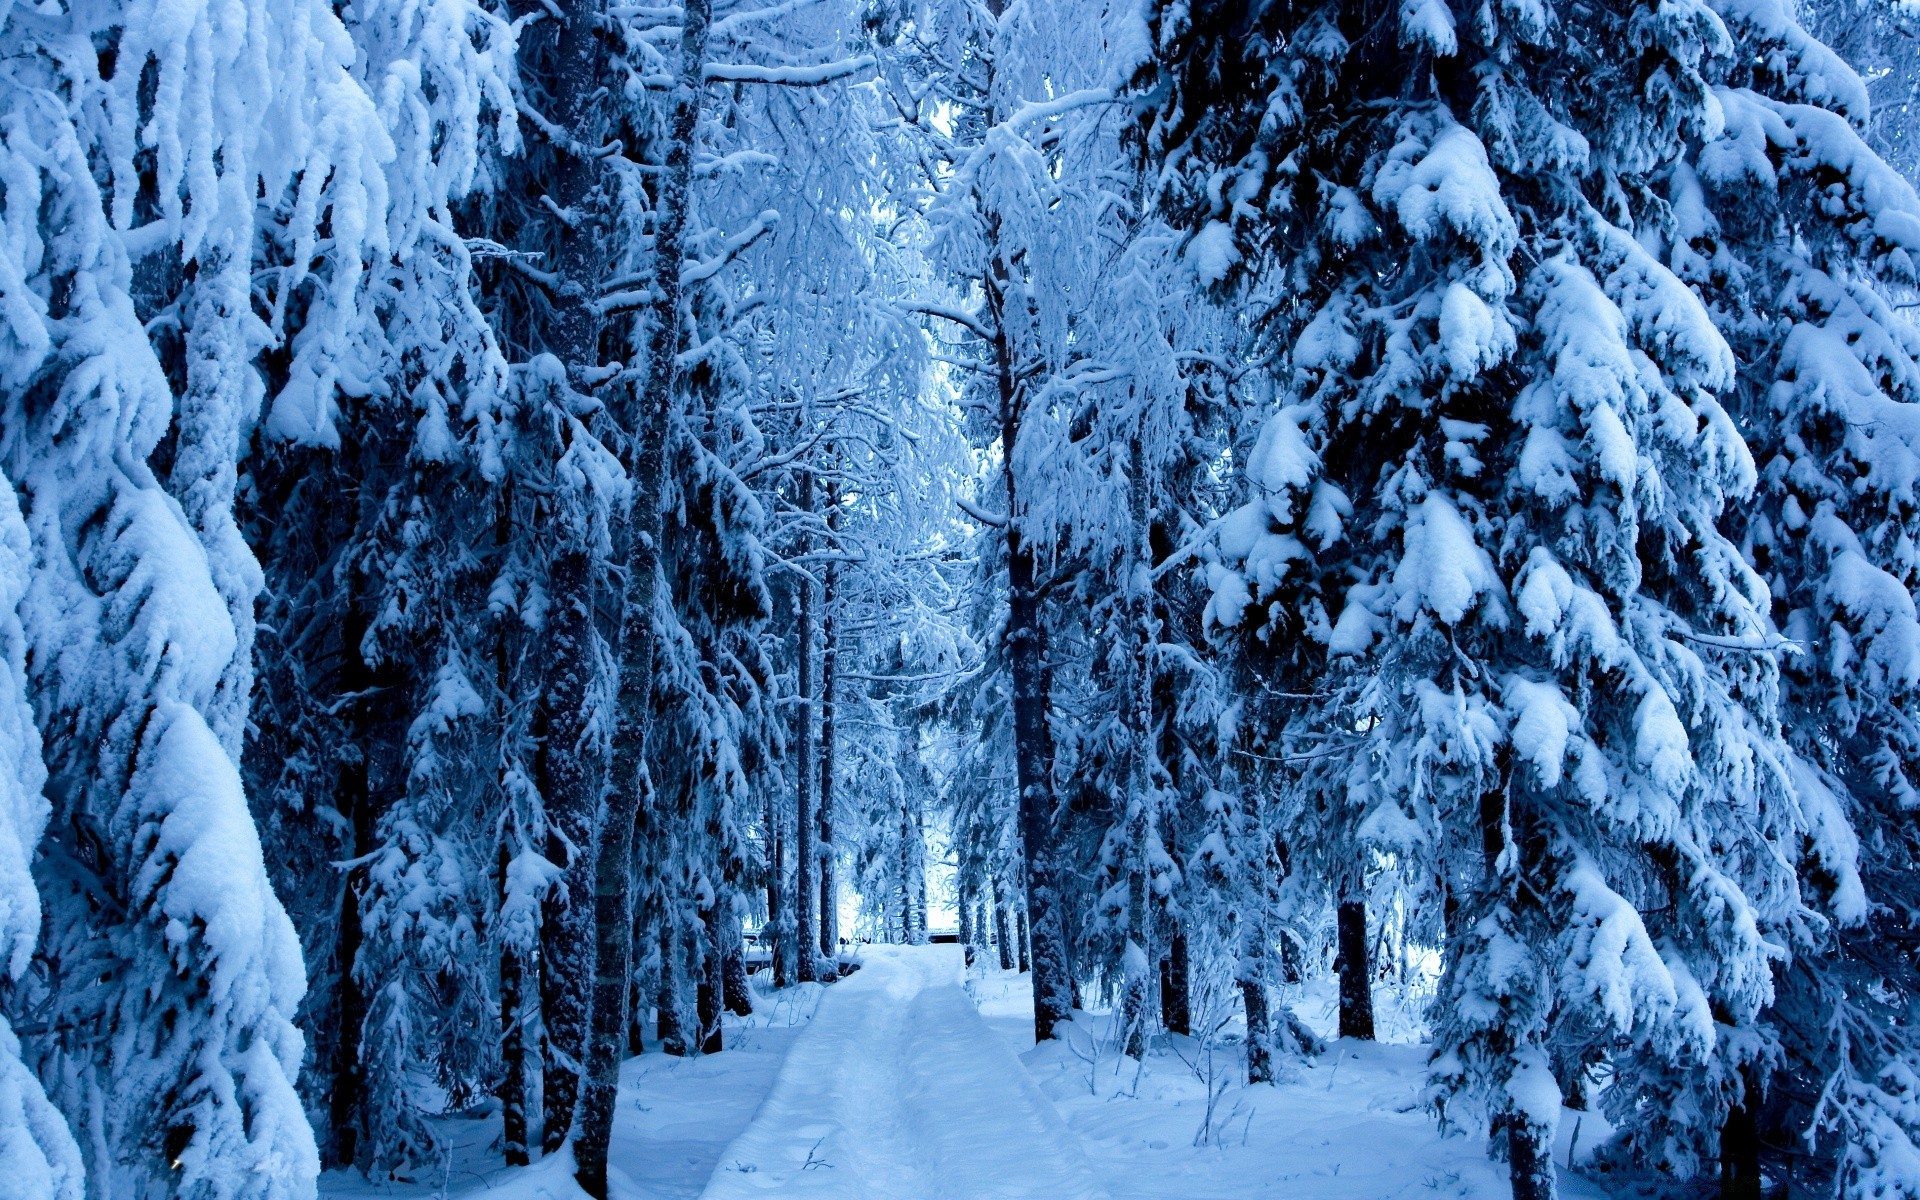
[1161,925,1190,1037]
[1240,978,1273,1084]
[495,492,533,1168]
[959,877,977,964]
[657,916,686,1056]
[1335,895,1375,1041]
[499,891,532,1166]
[722,917,753,1017]
[819,481,840,970]
[990,262,1071,1042]
[767,788,791,987]
[330,595,379,1170]
[699,903,724,1054]
[1720,1092,1762,1200]
[537,546,599,1154]
[993,880,1015,971]
[1015,906,1030,973]
[794,470,818,983]
[572,0,712,1186]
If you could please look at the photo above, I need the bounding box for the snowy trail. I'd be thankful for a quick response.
[696,945,1110,1200]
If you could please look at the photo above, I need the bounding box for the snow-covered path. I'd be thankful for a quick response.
[698,945,1109,1200]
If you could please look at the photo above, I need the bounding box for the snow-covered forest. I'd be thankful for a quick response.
[2,0,1919,1191]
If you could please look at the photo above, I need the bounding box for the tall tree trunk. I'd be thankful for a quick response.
[722,915,753,1016]
[572,0,711,1183]
[959,877,977,965]
[988,237,1071,1043]
[499,846,533,1167]
[1335,891,1375,1041]
[330,594,379,1170]
[699,902,724,1054]
[1720,1087,1762,1200]
[766,786,791,987]
[1240,977,1273,1084]
[794,468,818,984]
[657,916,686,1056]
[538,546,600,1153]
[818,489,839,968]
[993,879,1014,970]
[1478,781,1558,1200]
[1015,906,1029,972]
[1502,1113,1558,1200]
[495,491,534,1168]
[1161,924,1190,1037]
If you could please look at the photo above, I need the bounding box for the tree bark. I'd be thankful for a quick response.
[766,786,791,987]
[1015,906,1030,972]
[657,916,687,1056]
[1161,925,1190,1037]
[794,468,818,985]
[1240,978,1273,1084]
[1502,1113,1558,1200]
[988,238,1071,1043]
[537,547,600,1153]
[499,845,533,1167]
[330,590,381,1170]
[1335,895,1375,1041]
[818,488,839,970]
[722,915,754,1016]
[1720,1091,1762,1200]
[572,0,711,1183]
[699,903,724,1054]
[993,879,1014,970]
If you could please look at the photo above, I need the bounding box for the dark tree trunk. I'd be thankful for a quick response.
[699,903,724,1054]
[993,881,1014,971]
[657,916,687,1056]
[572,0,711,1184]
[995,316,1071,1041]
[1240,978,1272,1084]
[767,789,791,988]
[1720,1093,1762,1200]
[537,543,600,1154]
[1161,925,1190,1036]
[722,918,753,1016]
[819,483,840,967]
[794,469,818,984]
[959,877,977,957]
[499,848,533,1166]
[330,596,381,1171]
[1502,1113,1558,1200]
[1278,928,1303,985]
[1015,906,1030,973]
[1335,896,1375,1041]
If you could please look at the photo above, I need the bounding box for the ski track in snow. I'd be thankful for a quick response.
[698,944,1110,1200]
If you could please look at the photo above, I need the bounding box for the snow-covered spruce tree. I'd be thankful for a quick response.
[0,482,83,1200]
[241,0,525,1169]
[1142,0,1854,1194]
[1671,3,1920,1189]
[0,0,395,1186]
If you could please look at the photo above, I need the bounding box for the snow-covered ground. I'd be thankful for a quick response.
[319,981,830,1200]
[322,946,1651,1200]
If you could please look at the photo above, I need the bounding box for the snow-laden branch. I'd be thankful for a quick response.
[955,495,1007,527]
[901,301,992,341]
[1000,87,1116,134]
[681,209,780,285]
[704,55,875,86]
[710,0,827,39]
[1673,629,1805,656]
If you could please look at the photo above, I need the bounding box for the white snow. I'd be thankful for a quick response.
[701,946,1108,1199]
[324,949,1657,1200]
